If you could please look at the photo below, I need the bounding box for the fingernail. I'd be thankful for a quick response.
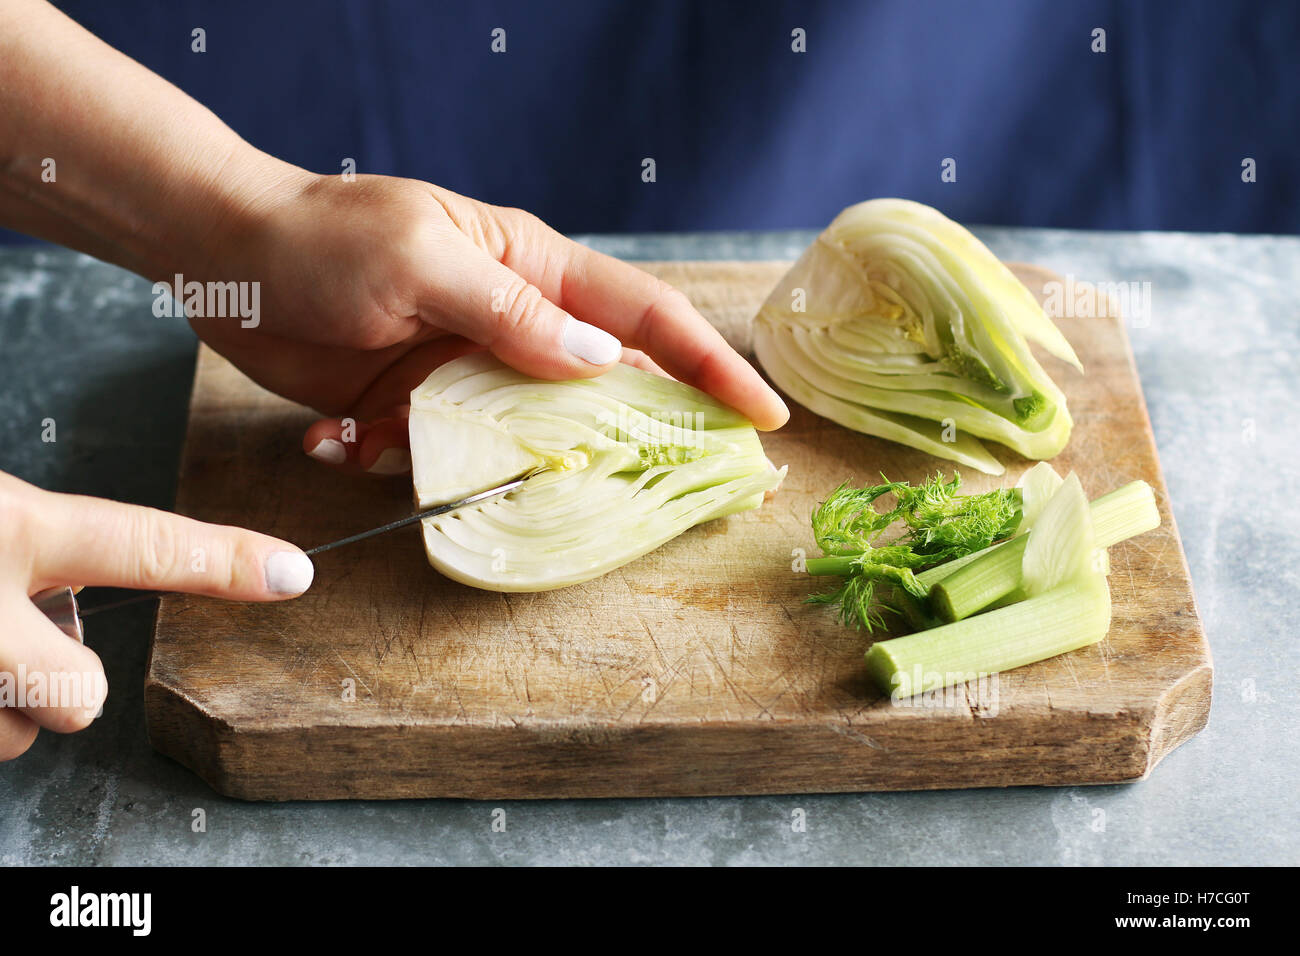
[265,551,315,595]
[367,448,411,475]
[562,316,622,366]
[307,438,347,465]
[773,396,791,426]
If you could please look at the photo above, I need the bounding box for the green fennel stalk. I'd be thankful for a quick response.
[866,572,1112,697]
[927,480,1159,622]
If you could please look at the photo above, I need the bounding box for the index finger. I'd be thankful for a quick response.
[509,231,789,430]
[29,490,314,601]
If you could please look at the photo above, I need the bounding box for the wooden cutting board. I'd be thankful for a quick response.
[145,261,1211,800]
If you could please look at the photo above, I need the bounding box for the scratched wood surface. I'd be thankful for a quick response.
[145,261,1211,800]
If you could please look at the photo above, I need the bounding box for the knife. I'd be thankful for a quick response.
[33,471,537,638]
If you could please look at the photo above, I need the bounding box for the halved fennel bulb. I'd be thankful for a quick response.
[753,198,1081,476]
[409,353,786,591]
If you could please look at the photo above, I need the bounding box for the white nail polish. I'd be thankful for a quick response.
[265,551,314,595]
[308,438,347,465]
[367,448,412,475]
[562,316,622,366]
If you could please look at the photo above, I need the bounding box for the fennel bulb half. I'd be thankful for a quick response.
[753,198,1081,475]
[409,353,786,591]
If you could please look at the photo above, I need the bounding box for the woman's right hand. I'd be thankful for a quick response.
[0,470,314,761]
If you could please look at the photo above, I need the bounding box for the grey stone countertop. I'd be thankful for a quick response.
[0,227,1296,866]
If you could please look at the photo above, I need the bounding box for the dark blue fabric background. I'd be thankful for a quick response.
[5,0,1297,241]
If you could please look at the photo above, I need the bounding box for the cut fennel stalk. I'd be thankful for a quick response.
[753,199,1080,475]
[924,478,1159,622]
[868,472,1112,697]
[409,353,785,591]
[866,572,1112,697]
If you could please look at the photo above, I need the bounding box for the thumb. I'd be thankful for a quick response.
[31,491,313,601]
[420,238,623,378]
